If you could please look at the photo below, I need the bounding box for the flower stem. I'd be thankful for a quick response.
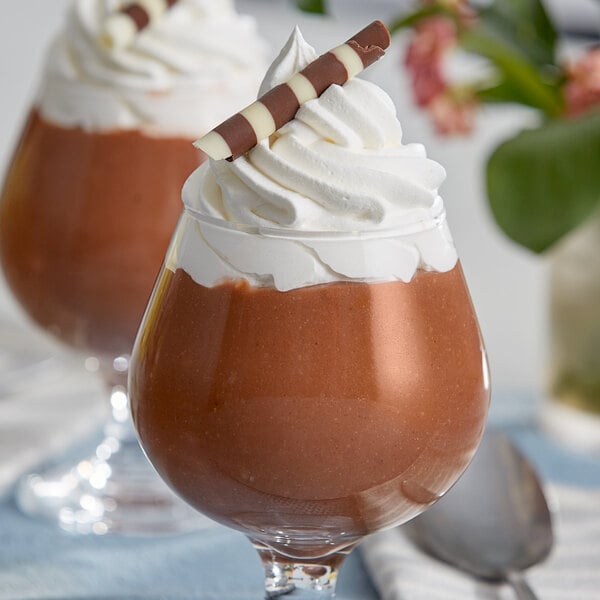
[462,26,563,117]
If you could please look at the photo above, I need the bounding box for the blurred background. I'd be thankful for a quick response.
[1,0,599,414]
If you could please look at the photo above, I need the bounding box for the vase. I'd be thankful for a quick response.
[543,211,600,452]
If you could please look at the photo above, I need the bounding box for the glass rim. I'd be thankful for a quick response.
[183,199,449,241]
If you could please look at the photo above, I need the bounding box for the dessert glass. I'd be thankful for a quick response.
[129,206,490,596]
[0,75,214,534]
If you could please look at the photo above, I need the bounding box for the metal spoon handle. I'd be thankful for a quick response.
[507,572,539,600]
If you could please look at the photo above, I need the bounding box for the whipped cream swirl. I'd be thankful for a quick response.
[38,0,268,136]
[189,27,446,230]
[178,28,458,290]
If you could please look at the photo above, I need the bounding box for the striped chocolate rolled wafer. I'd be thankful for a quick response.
[100,0,179,50]
[194,20,391,162]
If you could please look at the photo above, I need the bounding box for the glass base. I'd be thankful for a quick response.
[541,398,600,454]
[0,317,66,395]
[15,434,213,536]
[254,540,350,599]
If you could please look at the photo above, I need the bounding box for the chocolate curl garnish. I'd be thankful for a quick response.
[100,0,179,50]
[194,20,391,162]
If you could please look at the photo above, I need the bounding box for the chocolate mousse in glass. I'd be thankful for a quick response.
[0,0,267,534]
[129,25,490,595]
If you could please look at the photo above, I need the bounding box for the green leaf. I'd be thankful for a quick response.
[295,0,327,14]
[487,110,600,253]
[477,0,557,67]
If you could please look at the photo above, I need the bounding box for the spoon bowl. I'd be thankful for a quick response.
[405,429,554,598]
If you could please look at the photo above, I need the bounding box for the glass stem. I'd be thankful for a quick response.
[100,355,135,443]
[252,540,348,599]
[92,355,144,482]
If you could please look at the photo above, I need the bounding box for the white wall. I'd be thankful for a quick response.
[0,0,551,397]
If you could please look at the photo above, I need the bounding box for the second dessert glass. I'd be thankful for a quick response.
[0,75,207,535]
[0,0,267,534]
[129,207,490,595]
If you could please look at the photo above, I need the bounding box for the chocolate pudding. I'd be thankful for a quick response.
[0,111,203,359]
[130,264,488,556]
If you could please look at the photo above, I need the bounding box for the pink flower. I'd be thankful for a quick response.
[429,92,478,135]
[405,16,457,73]
[563,48,600,116]
[404,7,479,135]
[410,64,447,106]
[405,17,456,107]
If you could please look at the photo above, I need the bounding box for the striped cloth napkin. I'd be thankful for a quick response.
[361,484,600,600]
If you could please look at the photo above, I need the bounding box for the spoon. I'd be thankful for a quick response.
[405,429,554,599]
